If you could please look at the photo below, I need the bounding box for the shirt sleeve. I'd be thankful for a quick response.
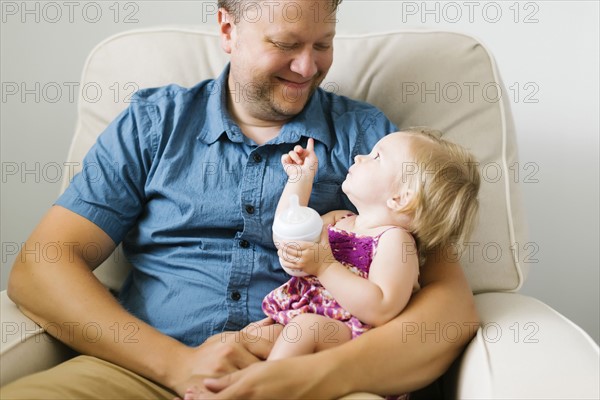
[55,100,156,245]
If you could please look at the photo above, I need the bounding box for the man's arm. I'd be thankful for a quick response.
[7,206,270,396]
[202,246,479,398]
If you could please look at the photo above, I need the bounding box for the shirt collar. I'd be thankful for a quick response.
[268,89,333,150]
[198,64,333,150]
[197,64,240,144]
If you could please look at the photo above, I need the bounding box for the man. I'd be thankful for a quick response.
[2,0,478,398]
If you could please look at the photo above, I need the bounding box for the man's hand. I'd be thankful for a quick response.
[170,320,275,398]
[198,355,338,399]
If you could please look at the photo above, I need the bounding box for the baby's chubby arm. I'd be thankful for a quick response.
[317,229,419,326]
[275,138,319,218]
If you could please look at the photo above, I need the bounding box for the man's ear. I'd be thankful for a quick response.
[386,190,414,211]
[218,8,234,54]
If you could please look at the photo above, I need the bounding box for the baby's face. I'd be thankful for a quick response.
[341,132,415,204]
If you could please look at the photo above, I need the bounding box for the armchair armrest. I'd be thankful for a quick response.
[0,291,76,386]
[444,292,599,399]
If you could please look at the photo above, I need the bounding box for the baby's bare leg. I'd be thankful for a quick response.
[268,314,351,360]
[239,320,284,347]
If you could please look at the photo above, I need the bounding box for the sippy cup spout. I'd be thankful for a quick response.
[285,194,302,223]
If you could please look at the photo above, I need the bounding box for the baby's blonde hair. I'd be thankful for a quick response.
[398,127,481,259]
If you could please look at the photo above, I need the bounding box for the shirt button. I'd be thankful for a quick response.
[245,204,255,214]
[252,153,262,163]
[239,240,250,248]
[231,291,241,301]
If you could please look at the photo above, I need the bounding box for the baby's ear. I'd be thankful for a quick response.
[386,190,414,212]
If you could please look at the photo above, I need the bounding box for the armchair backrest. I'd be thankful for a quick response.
[62,27,527,294]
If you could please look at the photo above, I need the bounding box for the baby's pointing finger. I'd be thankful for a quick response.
[306,138,315,152]
[288,151,303,164]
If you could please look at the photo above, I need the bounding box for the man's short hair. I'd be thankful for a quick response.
[218,0,343,22]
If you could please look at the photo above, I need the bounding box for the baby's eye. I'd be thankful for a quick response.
[373,153,380,160]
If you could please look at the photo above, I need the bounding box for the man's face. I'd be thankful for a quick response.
[221,0,336,122]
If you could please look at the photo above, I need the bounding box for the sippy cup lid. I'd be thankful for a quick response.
[273,194,323,240]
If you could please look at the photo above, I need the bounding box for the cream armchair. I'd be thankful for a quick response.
[1,28,598,399]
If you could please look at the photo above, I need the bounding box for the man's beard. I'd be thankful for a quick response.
[241,75,323,121]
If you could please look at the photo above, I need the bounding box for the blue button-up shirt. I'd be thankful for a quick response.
[56,65,397,346]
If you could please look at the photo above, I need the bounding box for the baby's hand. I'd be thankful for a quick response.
[281,138,318,181]
[277,230,336,277]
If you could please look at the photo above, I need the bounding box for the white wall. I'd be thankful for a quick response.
[2,1,598,344]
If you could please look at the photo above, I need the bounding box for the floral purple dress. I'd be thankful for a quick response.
[262,218,399,338]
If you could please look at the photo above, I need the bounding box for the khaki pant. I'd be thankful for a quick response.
[0,355,176,399]
[0,356,403,400]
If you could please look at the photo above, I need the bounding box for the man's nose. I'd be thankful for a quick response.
[290,48,318,78]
